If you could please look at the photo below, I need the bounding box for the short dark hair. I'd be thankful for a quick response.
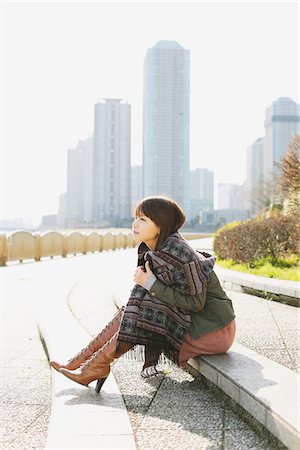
[134,196,186,250]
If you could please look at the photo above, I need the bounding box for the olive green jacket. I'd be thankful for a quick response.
[148,271,235,339]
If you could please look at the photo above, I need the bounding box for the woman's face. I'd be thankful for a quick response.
[132,214,160,250]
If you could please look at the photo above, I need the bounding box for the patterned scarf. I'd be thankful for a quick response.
[117,232,215,364]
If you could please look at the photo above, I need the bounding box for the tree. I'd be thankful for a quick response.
[275,135,300,214]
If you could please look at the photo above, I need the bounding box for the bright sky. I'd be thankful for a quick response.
[2,0,299,226]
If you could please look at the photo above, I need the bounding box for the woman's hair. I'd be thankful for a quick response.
[134,196,186,250]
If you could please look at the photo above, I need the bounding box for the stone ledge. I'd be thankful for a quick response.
[188,342,299,450]
[214,266,299,307]
[237,286,299,307]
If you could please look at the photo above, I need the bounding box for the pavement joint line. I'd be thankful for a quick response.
[267,302,296,367]
[66,283,95,338]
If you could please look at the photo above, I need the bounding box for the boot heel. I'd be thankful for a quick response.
[95,377,107,393]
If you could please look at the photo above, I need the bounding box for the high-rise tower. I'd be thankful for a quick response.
[263,97,300,183]
[143,41,190,217]
[93,99,131,226]
[245,137,264,215]
[66,137,93,227]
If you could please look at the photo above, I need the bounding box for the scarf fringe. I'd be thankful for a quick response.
[123,344,145,362]
[123,344,177,368]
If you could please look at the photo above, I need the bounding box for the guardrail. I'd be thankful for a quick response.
[0,231,209,266]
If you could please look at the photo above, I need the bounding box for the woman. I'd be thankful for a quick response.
[50,196,235,390]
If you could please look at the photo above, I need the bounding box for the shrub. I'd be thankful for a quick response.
[213,221,241,239]
[212,222,241,260]
[213,214,299,265]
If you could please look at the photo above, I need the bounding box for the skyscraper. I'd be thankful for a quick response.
[66,137,93,227]
[93,99,131,226]
[143,40,190,218]
[263,97,300,183]
[246,137,264,215]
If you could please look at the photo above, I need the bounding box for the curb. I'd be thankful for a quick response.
[215,266,299,308]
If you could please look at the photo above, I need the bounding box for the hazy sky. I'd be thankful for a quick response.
[2,0,299,225]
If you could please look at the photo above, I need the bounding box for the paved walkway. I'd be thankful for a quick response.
[1,264,51,450]
[1,242,298,449]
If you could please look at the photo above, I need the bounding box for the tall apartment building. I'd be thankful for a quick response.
[93,99,131,226]
[263,97,300,183]
[190,168,214,218]
[57,193,67,228]
[66,137,93,227]
[143,40,190,218]
[246,137,264,215]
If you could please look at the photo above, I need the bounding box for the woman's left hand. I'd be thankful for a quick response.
[133,261,153,287]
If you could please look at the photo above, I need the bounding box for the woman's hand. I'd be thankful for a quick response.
[133,261,153,287]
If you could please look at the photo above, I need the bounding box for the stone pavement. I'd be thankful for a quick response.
[1,241,299,449]
[1,264,51,450]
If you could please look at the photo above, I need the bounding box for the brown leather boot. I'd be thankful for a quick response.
[59,333,133,388]
[50,308,124,372]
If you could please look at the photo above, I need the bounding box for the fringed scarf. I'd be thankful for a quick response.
[117,232,215,366]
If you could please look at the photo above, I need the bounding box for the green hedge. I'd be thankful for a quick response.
[213,214,299,265]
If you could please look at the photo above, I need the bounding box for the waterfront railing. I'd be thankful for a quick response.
[0,231,209,266]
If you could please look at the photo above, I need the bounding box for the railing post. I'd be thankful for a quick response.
[83,234,87,255]
[35,233,41,261]
[99,233,103,252]
[62,234,67,257]
[0,234,8,266]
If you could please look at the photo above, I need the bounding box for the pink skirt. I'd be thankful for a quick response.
[178,319,236,367]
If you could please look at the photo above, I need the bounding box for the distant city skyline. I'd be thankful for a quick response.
[2,1,299,225]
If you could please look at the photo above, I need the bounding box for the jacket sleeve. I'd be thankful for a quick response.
[148,279,206,312]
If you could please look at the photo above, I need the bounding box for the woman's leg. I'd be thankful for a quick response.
[140,344,163,378]
[59,333,133,388]
[50,307,124,371]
